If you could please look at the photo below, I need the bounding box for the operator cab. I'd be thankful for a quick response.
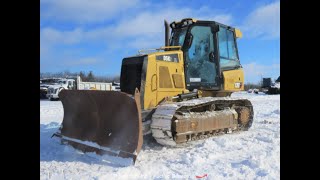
[58,79,76,90]
[169,18,242,90]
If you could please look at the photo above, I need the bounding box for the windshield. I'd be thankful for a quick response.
[170,27,188,46]
[58,80,67,84]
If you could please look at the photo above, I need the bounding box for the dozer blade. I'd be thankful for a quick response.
[53,88,143,164]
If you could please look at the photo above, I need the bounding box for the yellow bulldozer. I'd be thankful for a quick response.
[53,18,254,164]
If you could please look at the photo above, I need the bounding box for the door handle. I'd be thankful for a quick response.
[209,52,214,62]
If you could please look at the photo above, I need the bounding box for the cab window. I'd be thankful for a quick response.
[218,26,240,69]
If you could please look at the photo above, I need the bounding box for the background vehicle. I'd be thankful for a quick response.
[261,76,280,94]
[46,76,114,101]
[53,18,254,164]
[46,78,75,101]
[40,78,61,99]
[248,88,259,94]
[267,76,280,94]
[112,82,121,91]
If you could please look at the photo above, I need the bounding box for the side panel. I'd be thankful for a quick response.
[78,83,112,90]
[142,56,158,110]
[77,76,112,90]
[142,51,187,110]
[222,68,244,91]
[156,51,186,104]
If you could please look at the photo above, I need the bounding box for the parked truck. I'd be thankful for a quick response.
[261,76,280,94]
[46,76,113,101]
[266,76,280,94]
[40,78,62,99]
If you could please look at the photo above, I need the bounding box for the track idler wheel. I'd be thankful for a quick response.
[236,107,250,126]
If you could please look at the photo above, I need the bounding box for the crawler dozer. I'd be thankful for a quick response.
[53,18,254,164]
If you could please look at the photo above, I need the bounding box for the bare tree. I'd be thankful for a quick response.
[244,82,261,91]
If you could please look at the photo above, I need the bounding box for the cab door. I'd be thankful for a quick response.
[184,25,219,90]
[67,80,74,90]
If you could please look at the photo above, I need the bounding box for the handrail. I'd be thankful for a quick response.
[138,46,181,54]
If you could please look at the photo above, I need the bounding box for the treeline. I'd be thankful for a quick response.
[244,83,261,91]
[40,71,120,83]
[244,77,279,91]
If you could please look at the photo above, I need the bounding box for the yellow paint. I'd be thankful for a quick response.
[142,55,157,109]
[235,29,242,38]
[222,69,245,91]
[151,74,157,91]
[172,74,184,88]
[142,50,187,110]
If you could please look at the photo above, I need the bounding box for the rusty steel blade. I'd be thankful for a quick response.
[55,88,143,164]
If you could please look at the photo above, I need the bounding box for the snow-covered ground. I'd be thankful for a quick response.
[40,92,280,179]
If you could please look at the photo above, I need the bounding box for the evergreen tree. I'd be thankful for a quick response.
[87,71,95,82]
[79,71,87,81]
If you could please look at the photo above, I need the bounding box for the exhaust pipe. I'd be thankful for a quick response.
[164,20,169,47]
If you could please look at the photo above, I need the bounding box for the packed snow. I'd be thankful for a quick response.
[40,92,280,179]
